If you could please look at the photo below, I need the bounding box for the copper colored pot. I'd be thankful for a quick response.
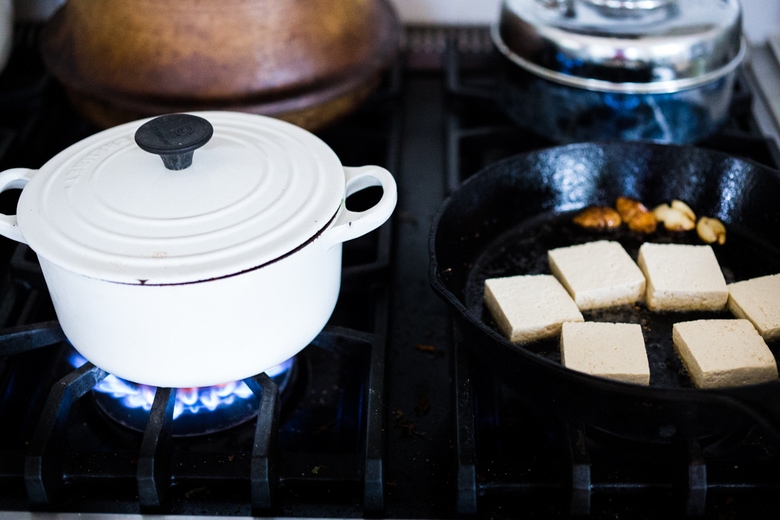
[40,0,401,130]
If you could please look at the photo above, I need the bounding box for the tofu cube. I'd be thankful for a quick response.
[484,274,584,344]
[560,322,650,385]
[672,319,778,388]
[637,243,727,311]
[548,240,646,310]
[728,273,780,341]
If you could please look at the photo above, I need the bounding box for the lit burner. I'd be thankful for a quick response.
[70,352,296,436]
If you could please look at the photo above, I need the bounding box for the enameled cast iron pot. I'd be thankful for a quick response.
[430,141,780,440]
[492,0,746,143]
[0,111,397,388]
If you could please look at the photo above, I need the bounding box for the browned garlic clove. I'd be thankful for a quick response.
[573,206,622,229]
[670,199,696,221]
[616,196,656,234]
[652,202,696,231]
[696,216,727,245]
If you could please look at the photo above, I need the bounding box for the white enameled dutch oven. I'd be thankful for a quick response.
[0,111,397,388]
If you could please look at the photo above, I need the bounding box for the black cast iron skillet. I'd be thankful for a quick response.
[429,141,780,441]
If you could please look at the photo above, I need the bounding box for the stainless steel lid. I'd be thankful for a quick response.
[492,0,746,93]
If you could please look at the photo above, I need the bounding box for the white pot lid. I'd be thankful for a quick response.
[17,111,346,285]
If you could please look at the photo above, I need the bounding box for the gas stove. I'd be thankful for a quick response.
[2,23,780,519]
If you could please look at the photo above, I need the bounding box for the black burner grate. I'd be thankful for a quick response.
[0,321,387,516]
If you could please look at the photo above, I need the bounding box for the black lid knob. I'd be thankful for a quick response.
[134,113,214,170]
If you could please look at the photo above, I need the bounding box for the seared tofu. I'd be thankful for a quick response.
[484,274,583,344]
[672,319,778,388]
[560,321,650,385]
[728,273,780,341]
[637,243,727,311]
[548,240,645,310]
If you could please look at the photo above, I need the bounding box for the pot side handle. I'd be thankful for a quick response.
[0,167,33,245]
[321,165,397,248]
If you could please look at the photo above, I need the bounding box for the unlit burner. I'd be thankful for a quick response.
[70,351,296,437]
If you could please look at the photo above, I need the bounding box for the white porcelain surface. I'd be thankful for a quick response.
[40,238,343,388]
[2,111,389,284]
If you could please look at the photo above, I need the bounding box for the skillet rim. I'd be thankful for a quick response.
[428,140,780,401]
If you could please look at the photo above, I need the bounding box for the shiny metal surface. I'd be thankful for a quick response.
[747,35,780,149]
[583,0,674,9]
[493,0,745,93]
[0,512,430,520]
[0,515,281,520]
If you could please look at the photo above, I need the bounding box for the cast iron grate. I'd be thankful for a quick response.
[0,320,387,516]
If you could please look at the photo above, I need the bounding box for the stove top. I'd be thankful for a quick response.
[2,23,780,519]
